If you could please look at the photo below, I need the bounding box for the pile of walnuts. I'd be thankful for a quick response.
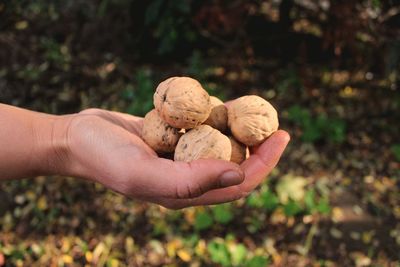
[142,77,279,163]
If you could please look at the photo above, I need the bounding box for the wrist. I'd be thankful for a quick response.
[32,113,79,177]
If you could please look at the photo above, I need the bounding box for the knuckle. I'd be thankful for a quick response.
[175,182,205,199]
[79,108,103,116]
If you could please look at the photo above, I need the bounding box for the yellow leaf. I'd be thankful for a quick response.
[166,239,182,257]
[37,196,48,210]
[394,207,400,219]
[362,231,375,244]
[109,258,119,267]
[177,249,192,262]
[26,190,36,201]
[85,251,93,263]
[15,21,28,30]
[272,253,282,265]
[125,237,135,254]
[93,242,105,260]
[62,254,73,264]
[195,240,206,256]
[184,208,196,225]
[332,207,344,223]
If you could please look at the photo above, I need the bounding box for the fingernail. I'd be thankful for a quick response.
[219,170,244,187]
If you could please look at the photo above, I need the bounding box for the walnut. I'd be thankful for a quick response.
[142,109,182,153]
[203,96,228,132]
[153,77,211,129]
[174,125,231,162]
[229,137,249,164]
[227,95,279,146]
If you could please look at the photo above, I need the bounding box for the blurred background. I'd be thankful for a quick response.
[0,0,399,266]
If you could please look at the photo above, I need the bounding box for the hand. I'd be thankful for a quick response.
[57,108,290,209]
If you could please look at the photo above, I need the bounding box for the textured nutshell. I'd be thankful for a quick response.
[228,95,279,146]
[154,77,211,129]
[203,96,228,132]
[229,137,249,164]
[174,125,231,162]
[142,109,182,153]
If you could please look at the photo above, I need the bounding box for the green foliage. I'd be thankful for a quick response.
[123,69,154,116]
[185,50,226,99]
[283,200,303,216]
[287,105,346,143]
[371,0,382,8]
[195,204,234,231]
[246,178,331,218]
[40,37,70,69]
[207,237,261,267]
[276,68,303,94]
[261,190,279,211]
[315,197,331,215]
[16,64,47,81]
[245,256,270,267]
[194,211,213,231]
[145,0,195,54]
[187,50,206,80]
[391,144,400,162]
[212,204,234,224]
[207,240,231,266]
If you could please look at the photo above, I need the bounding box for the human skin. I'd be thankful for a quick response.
[0,103,290,209]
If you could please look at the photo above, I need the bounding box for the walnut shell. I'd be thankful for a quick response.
[142,109,182,153]
[203,96,228,132]
[154,77,211,129]
[174,125,231,162]
[229,137,249,164]
[227,95,279,146]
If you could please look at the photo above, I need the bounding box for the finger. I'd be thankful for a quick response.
[133,158,245,200]
[107,111,144,135]
[156,130,290,208]
[157,185,243,209]
[238,130,290,192]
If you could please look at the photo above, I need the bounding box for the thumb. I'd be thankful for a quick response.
[137,158,245,199]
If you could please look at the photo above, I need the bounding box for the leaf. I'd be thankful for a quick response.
[245,255,270,267]
[145,0,164,25]
[37,196,48,210]
[194,211,213,231]
[207,241,231,267]
[177,249,192,262]
[302,121,322,143]
[283,200,302,216]
[15,21,28,30]
[304,189,316,212]
[326,118,346,143]
[246,193,263,208]
[287,105,311,126]
[391,144,400,161]
[230,244,247,266]
[212,204,233,224]
[261,190,279,211]
[276,175,307,204]
[316,198,331,215]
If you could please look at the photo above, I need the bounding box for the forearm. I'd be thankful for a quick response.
[0,104,74,179]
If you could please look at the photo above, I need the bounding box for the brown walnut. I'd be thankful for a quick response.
[154,77,211,129]
[203,96,228,132]
[229,137,249,164]
[142,109,182,153]
[174,125,231,162]
[227,95,279,146]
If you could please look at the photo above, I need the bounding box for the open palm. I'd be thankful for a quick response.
[65,108,290,209]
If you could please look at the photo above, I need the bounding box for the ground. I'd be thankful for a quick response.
[0,1,399,266]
